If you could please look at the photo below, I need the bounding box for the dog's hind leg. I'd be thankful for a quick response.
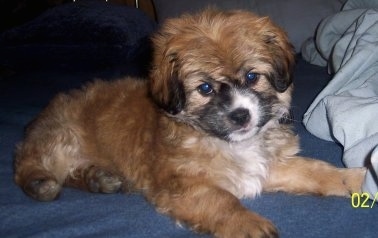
[65,165,124,194]
[263,156,366,197]
[14,123,89,201]
[15,128,124,201]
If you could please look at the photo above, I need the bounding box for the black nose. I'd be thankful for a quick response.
[228,108,251,126]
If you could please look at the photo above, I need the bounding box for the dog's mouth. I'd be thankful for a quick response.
[227,121,259,141]
[235,123,253,132]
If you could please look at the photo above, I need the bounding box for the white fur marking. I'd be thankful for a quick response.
[214,138,269,198]
[228,91,261,142]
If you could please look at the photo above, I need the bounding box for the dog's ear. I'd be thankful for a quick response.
[149,47,186,115]
[261,20,296,93]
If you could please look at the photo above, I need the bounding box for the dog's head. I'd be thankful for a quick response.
[150,9,295,142]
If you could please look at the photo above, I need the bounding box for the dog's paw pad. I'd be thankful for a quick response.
[86,167,123,193]
[26,179,61,202]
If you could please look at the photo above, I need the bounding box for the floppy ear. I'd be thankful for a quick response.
[262,26,296,93]
[149,51,186,115]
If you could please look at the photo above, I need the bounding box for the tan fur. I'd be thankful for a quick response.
[14,10,365,238]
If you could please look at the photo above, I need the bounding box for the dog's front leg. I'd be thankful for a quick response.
[148,177,278,238]
[264,156,366,196]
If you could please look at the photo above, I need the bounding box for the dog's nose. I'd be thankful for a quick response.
[228,108,251,126]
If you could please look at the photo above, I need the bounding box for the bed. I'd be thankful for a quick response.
[1,1,377,237]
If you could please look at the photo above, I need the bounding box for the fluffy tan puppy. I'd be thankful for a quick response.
[14,9,365,238]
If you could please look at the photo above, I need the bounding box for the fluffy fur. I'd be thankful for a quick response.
[14,10,365,238]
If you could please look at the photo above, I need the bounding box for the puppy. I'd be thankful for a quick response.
[14,9,365,238]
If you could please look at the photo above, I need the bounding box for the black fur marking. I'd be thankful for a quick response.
[267,69,291,93]
[253,91,274,127]
[195,83,234,139]
[156,70,186,115]
[264,55,294,93]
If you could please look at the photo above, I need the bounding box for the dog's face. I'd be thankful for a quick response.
[150,10,295,142]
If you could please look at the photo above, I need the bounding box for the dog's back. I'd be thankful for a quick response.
[14,78,156,201]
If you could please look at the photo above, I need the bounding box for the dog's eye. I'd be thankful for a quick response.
[245,71,259,85]
[197,83,214,96]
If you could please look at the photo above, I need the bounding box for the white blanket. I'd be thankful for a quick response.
[301,0,378,198]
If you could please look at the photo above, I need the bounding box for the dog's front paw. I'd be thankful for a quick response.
[216,210,278,238]
[344,167,366,195]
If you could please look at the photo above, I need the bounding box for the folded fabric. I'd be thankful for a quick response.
[302,0,378,198]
